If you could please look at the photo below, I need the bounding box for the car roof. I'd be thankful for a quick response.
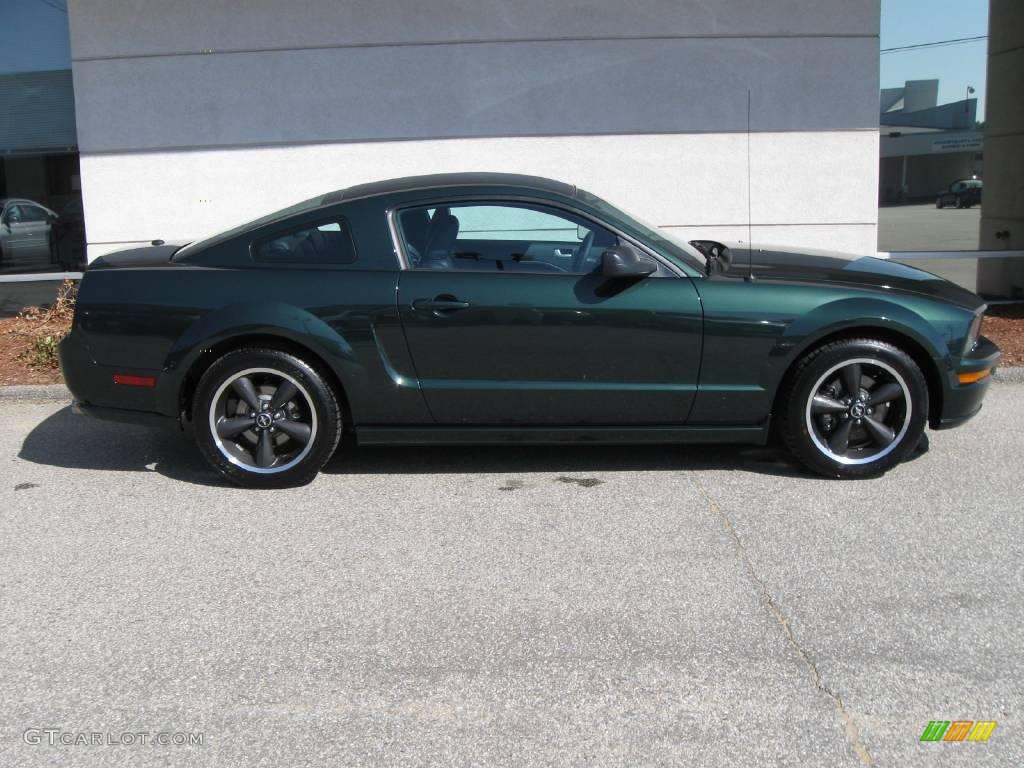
[0,197,44,207]
[320,173,576,204]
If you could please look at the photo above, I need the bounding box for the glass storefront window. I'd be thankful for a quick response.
[878,0,989,291]
[0,2,84,284]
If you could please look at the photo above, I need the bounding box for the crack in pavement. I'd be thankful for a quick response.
[692,476,874,767]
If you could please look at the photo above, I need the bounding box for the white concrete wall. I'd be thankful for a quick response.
[978,0,1024,296]
[68,0,880,260]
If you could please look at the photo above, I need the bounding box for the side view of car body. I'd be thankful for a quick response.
[0,198,58,268]
[936,179,982,209]
[59,174,1000,486]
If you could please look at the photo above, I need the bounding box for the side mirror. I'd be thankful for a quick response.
[600,245,657,278]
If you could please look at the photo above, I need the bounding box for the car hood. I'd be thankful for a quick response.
[715,242,984,311]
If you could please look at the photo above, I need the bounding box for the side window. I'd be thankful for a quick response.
[397,202,620,274]
[252,219,356,264]
[5,205,23,223]
[20,205,49,223]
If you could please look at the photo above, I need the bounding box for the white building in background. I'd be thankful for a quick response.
[879,79,984,203]
[66,0,881,262]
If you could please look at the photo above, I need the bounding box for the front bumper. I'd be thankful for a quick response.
[933,335,1001,430]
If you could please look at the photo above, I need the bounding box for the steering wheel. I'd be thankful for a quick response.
[572,229,596,273]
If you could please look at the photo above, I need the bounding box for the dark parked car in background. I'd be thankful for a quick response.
[59,173,999,487]
[936,179,982,209]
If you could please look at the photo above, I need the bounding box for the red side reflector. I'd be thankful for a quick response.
[112,374,157,388]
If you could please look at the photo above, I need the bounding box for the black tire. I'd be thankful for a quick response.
[193,347,342,488]
[777,338,928,478]
[935,198,943,209]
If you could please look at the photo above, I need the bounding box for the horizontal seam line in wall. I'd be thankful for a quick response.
[661,222,876,228]
[86,240,168,245]
[77,128,881,157]
[87,225,877,246]
[71,32,879,62]
[989,42,1024,57]
[981,130,1024,140]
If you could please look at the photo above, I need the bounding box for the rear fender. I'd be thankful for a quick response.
[156,301,364,415]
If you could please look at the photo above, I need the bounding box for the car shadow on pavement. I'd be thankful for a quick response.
[18,405,929,486]
[18,405,225,487]
[322,440,808,478]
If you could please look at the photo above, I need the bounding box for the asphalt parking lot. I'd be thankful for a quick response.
[879,204,983,293]
[1,383,1021,766]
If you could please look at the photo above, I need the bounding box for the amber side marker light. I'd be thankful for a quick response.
[112,374,157,387]
[958,368,991,385]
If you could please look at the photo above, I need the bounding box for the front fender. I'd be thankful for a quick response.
[774,296,950,368]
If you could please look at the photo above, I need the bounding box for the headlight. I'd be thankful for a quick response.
[964,306,985,354]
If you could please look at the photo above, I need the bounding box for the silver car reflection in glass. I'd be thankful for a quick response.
[0,198,58,268]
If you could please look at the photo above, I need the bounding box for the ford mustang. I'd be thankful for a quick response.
[59,173,1000,487]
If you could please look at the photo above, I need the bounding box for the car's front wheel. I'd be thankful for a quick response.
[935,197,944,209]
[778,338,928,478]
[193,348,342,487]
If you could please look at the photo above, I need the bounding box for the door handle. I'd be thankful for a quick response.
[412,296,471,312]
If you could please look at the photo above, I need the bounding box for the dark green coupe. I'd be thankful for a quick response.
[59,173,999,487]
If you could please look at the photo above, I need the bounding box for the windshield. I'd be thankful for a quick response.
[576,189,708,271]
[174,193,327,258]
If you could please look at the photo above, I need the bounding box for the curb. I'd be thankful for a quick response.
[1,367,1023,400]
[0,384,70,401]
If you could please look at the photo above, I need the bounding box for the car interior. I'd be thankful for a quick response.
[399,204,619,274]
[254,220,356,264]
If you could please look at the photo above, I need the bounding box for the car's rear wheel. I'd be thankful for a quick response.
[935,197,944,208]
[193,348,342,487]
[778,338,928,478]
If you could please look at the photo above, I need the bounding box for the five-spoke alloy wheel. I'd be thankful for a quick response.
[805,358,911,465]
[779,338,928,478]
[194,348,342,487]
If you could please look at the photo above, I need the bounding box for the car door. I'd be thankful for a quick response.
[18,204,52,261]
[2,204,30,259]
[394,201,703,426]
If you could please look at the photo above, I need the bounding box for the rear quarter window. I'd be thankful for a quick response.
[252,218,357,265]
